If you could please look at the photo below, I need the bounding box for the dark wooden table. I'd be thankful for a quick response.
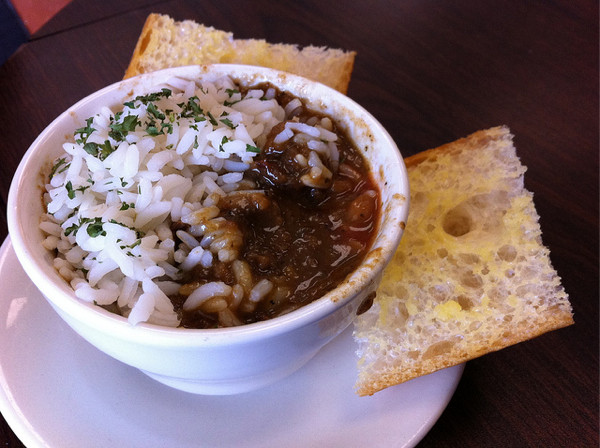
[0,1,597,446]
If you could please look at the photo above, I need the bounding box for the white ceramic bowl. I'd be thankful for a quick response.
[7,65,409,395]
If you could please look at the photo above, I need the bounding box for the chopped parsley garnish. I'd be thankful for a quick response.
[64,222,79,237]
[246,144,261,153]
[109,115,139,142]
[74,117,95,144]
[64,216,143,239]
[120,239,142,250]
[224,89,241,105]
[141,99,175,136]
[219,136,230,152]
[119,202,135,211]
[147,102,166,120]
[131,88,172,105]
[83,140,115,160]
[83,142,98,156]
[146,125,160,136]
[49,157,69,180]
[87,219,106,237]
[207,111,218,126]
[65,181,89,199]
[179,96,204,120]
[220,118,235,129]
[64,216,103,237]
[161,122,173,134]
[65,181,75,199]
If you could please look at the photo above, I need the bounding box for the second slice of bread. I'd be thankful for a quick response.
[353,126,573,396]
[124,14,356,94]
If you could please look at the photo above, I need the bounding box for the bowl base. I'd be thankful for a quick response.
[139,352,317,395]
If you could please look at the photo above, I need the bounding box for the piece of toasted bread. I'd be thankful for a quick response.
[353,126,573,396]
[124,13,356,94]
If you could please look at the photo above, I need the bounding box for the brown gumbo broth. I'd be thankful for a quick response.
[173,85,380,328]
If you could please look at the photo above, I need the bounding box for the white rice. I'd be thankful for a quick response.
[40,75,339,327]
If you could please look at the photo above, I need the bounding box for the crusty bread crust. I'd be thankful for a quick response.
[404,127,512,169]
[353,126,573,396]
[123,14,161,80]
[124,13,356,94]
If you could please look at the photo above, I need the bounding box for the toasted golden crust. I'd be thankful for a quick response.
[354,126,573,396]
[124,13,356,94]
[123,14,160,79]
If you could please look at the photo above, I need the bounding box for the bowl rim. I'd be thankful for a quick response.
[7,64,409,345]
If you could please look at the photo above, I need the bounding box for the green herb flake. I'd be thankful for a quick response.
[49,157,69,180]
[180,96,204,119]
[219,136,230,152]
[161,122,173,134]
[146,126,160,136]
[87,220,106,237]
[65,181,75,199]
[118,202,135,211]
[132,88,172,105]
[207,111,218,126]
[245,144,261,153]
[147,102,166,120]
[64,216,95,237]
[83,142,99,156]
[74,117,95,144]
[64,222,79,236]
[109,115,139,142]
[220,118,235,129]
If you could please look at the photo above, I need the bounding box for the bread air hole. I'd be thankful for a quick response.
[457,294,475,310]
[497,244,517,262]
[460,270,484,288]
[458,253,480,265]
[422,338,458,360]
[442,204,473,236]
[442,191,510,238]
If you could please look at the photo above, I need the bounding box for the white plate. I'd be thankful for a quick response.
[0,237,463,448]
